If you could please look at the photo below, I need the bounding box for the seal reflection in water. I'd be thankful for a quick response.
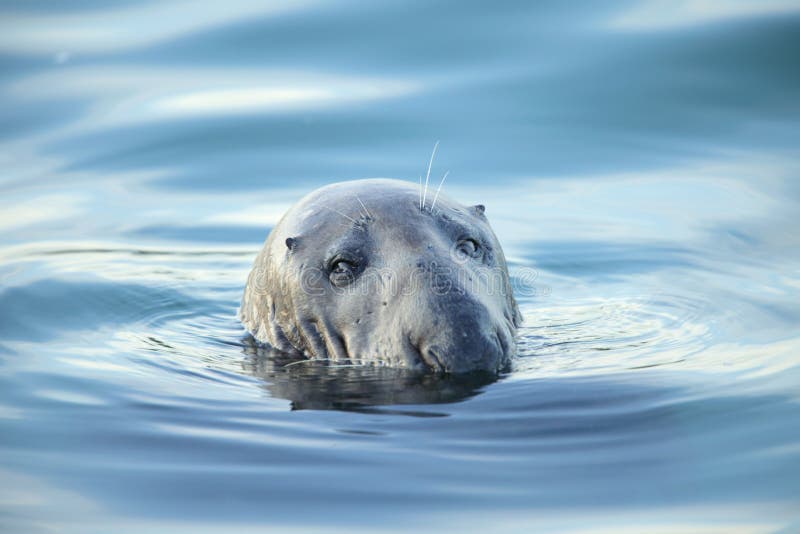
[240,178,520,373]
[244,343,499,412]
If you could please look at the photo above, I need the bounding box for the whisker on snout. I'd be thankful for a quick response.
[283,357,393,369]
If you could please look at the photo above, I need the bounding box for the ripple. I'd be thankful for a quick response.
[0,277,218,341]
[514,291,715,376]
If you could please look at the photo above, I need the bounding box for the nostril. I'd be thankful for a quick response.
[422,346,445,372]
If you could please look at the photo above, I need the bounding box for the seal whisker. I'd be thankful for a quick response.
[283,358,320,368]
[354,195,372,219]
[283,357,391,369]
[322,205,358,224]
[421,140,439,210]
[429,170,449,213]
[419,175,423,210]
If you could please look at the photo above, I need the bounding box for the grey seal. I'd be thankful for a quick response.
[239,178,520,373]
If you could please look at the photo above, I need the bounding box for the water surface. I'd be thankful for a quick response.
[1,1,799,532]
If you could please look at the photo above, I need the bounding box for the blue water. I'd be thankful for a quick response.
[1,1,800,532]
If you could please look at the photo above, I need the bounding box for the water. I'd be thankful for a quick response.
[1,1,799,532]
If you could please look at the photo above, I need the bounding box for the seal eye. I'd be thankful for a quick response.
[329,258,358,286]
[456,238,482,259]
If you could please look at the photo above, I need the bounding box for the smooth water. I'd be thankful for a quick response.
[1,2,799,532]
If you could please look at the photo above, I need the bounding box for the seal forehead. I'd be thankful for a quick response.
[285,180,406,228]
[283,179,491,247]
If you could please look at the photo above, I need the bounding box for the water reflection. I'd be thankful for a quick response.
[244,342,497,413]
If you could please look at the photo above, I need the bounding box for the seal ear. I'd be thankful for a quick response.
[470,204,486,217]
[285,237,298,251]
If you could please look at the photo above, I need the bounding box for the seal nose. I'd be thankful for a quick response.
[402,254,512,373]
[421,345,445,373]
[419,329,505,373]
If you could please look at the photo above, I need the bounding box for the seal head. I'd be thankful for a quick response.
[240,178,520,373]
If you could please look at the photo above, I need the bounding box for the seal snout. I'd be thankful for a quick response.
[404,256,513,373]
[414,314,509,374]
